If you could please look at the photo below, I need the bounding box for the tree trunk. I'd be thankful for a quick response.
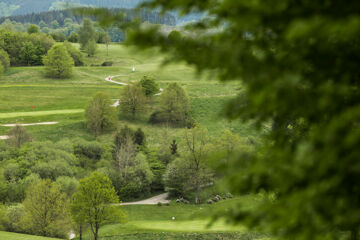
[351,229,358,240]
[79,225,82,240]
[95,223,99,240]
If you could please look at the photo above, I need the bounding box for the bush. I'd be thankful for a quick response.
[85,92,117,138]
[102,61,113,66]
[63,41,84,66]
[67,32,79,43]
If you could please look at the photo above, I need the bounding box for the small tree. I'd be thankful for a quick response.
[67,32,79,43]
[0,48,10,70]
[103,32,111,56]
[43,44,74,78]
[120,83,147,120]
[79,19,96,50]
[27,24,39,34]
[20,42,40,66]
[134,128,146,146]
[84,39,97,57]
[22,179,70,238]
[140,75,160,96]
[151,82,189,125]
[71,172,122,240]
[85,92,117,138]
[6,125,32,148]
[184,126,213,204]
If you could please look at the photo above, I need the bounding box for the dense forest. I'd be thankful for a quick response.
[0,8,176,27]
[0,0,145,16]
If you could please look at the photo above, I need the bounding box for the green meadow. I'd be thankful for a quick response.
[0,43,261,144]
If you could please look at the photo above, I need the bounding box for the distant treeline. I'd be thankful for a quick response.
[0,8,176,27]
[0,0,145,16]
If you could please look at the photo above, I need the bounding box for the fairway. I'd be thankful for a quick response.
[0,109,84,119]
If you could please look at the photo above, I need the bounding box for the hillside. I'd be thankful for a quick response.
[0,8,176,27]
[0,0,144,16]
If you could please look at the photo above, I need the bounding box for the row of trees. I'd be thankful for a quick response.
[0,29,54,66]
[85,78,191,139]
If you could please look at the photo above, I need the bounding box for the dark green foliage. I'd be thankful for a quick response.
[74,139,104,168]
[114,125,135,151]
[145,148,166,191]
[120,0,360,238]
[19,41,43,66]
[139,75,160,96]
[50,32,66,42]
[67,32,79,43]
[134,128,146,146]
[109,152,153,200]
[170,140,177,155]
[101,61,113,66]
[0,30,54,66]
[27,24,39,34]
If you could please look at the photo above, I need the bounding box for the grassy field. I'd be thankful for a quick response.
[0,231,61,240]
[0,43,261,145]
[0,43,266,240]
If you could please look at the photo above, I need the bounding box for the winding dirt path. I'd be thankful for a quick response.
[119,193,170,206]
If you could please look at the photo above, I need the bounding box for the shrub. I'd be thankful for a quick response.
[63,41,84,66]
[140,75,160,96]
[102,61,113,66]
[0,48,10,70]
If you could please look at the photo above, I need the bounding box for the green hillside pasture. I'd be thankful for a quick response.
[0,231,60,240]
[0,43,262,142]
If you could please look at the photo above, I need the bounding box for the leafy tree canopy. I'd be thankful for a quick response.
[92,0,360,239]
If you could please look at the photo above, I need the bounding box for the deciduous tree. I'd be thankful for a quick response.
[71,172,122,240]
[120,83,147,120]
[22,179,70,238]
[6,125,31,148]
[43,44,74,78]
[85,92,117,138]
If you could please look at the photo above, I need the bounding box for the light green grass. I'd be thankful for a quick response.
[0,231,60,240]
[0,109,84,119]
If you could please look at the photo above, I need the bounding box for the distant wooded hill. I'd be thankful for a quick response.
[0,8,176,27]
[0,0,145,16]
